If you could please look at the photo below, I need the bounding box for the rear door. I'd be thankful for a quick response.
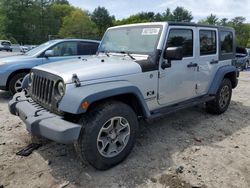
[158,26,198,106]
[195,28,219,95]
[78,42,99,55]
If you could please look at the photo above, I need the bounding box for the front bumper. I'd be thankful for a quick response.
[8,92,81,144]
[0,85,7,90]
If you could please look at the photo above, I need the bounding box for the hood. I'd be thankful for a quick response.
[34,55,143,83]
[0,55,35,65]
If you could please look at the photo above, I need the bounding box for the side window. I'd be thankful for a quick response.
[200,30,216,55]
[2,41,11,46]
[220,31,233,54]
[50,42,77,57]
[167,29,193,57]
[78,42,99,55]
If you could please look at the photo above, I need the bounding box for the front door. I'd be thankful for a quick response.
[43,41,80,64]
[158,26,197,106]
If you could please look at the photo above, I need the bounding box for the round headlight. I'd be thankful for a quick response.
[57,81,65,97]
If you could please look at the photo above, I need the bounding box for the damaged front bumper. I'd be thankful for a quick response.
[8,92,81,144]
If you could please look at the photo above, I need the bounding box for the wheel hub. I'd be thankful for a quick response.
[97,116,130,158]
[109,131,117,140]
[219,85,230,109]
[14,78,24,93]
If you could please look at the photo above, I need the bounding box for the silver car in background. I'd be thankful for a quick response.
[0,40,12,52]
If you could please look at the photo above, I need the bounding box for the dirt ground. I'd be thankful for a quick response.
[0,56,250,187]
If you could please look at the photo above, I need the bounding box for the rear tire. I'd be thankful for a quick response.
[206,78,232,114]
[75,100,138,170]
[9,73,27,95]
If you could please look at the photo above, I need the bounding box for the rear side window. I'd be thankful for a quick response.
[220,31,233,54]
[167,29,193,57]
[78,42,99,55]
[200,30,216,55]
[2,41,11,46]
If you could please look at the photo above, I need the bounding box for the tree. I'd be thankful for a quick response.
[51,0,69,5]
[219,18,228,26]
[46,3,75,39]
[91,6,113,36]
[114,13,149,25]
[161,8,172,21]
[59,9,97,39]
[199,14,219,25]
[171,7,193,22]
[231,16,246,25]
[227,17,250,47]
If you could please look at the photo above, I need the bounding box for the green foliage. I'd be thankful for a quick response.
[199,14,219,25]
[199,14,250,47]
[114,7,193,26]
[59,9,97,39]
[0,0,75,44]
[227,18,250,47]
[171,7,193,22]
[9,36,18,44]
[91,6,114,36]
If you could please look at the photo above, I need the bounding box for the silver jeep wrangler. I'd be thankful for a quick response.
[9,22,238,170]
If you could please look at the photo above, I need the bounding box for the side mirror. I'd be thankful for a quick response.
[161,47,183,69]
[163,47,183,60]
[44,50,54,58]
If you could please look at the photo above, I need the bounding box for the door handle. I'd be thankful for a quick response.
[187,62,198,68]
[210,60,219,64]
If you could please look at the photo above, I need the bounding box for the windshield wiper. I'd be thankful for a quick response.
[98,51,110,57]
[118,51,135,60]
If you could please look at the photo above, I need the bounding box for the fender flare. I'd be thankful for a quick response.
[208,65,238,95]
[21,74,29,90]
[58,81,151,118]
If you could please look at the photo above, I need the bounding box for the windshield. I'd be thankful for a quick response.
[98,25,162,54]
[25,40,57,56]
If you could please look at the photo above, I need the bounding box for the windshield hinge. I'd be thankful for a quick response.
[72,74,81,87]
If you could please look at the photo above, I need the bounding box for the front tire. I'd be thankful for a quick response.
[75,100,138,170]
[9,73,27,95]
[206,78,232,114]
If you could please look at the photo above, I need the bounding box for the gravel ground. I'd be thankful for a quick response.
[0,52,250,188]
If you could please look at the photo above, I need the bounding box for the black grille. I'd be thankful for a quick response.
[32,74,55,104]
[29,70,63,114]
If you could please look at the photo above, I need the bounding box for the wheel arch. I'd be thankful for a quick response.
[208,65,238,95]
[88,93,147,118]
[58,81,151,118]
[224,71,237,89]
[6,69,31,90]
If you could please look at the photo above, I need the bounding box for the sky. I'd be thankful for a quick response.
[69,0,250,22]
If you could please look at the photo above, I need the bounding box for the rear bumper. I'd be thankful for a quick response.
[8,92,81,144]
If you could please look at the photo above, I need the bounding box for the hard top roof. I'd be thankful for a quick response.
[109,21,234,31]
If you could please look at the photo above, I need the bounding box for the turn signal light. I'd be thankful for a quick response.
[81,101,89,109]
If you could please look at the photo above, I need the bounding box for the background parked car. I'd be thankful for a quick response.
[235,47,249,71]
[246,48,250,65]
[0,39,100,94]
[20,46,29,53]
[20,45,38,53]
[0,40,12,52]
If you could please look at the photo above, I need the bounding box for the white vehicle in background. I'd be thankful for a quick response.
[20,46,29,53]
[0,40,12,52]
